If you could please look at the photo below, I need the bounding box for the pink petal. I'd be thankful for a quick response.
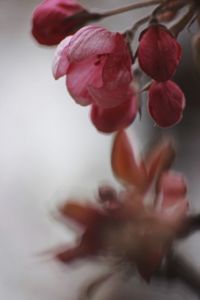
[158,171,187,201]
[90,96,137,133]
[67,25,117,62]
[111,131,147,189]
[156,172,188,228]
[88,84,134,108]
[52,35,72,79]
[148,80,186,127]
[88,35,133,108]
[66,55,106,105]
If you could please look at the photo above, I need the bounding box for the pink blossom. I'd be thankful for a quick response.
[148,80,186,128]
[53,25,135,108]
[32,0,89,46]
[90,96,137,133]
[138,24,182,82]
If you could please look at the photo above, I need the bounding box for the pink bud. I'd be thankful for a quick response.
[32,0,91,46]
[148,80,185,128]
[138,25,182,82]
[90,96,137,133]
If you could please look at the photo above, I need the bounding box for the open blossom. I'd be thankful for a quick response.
[52,131,188,281]
[32,0,90,46]
[148,80,186,128]
[53,25,137,132]
[138,24,182,82]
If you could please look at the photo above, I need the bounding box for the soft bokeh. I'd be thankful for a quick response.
[0,1,200,299]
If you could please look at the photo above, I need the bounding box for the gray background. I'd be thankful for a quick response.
[0,0,200,299]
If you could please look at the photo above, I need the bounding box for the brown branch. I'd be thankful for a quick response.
[156,251,200,296]
[178,214,200,239]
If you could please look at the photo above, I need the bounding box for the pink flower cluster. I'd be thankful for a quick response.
[138,24,185,128]
[32,0,186,132]
[53,25,137,133]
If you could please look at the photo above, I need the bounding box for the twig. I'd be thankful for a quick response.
[100,0,163,18]
[156,250,200,296]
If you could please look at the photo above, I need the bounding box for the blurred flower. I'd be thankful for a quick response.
[53,131,188,281]
[138,24,182,82]
[53,25,137,132]
[192,32,200,72]
[148,80,186,128]
[32,0,92,46]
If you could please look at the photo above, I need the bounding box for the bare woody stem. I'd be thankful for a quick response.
[178,213,200,238]
[100,0,163,18]
[157,251,200,296]
[125,15,151,40]
[170,4,196,36]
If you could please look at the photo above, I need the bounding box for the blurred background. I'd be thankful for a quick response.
[0,0,200,299]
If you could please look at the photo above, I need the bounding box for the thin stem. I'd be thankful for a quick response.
[79,272,113,300]
[125,15,151,40]
[170,4,196,36]
[178,213,200,238]
[157,251,200,296]
[100,0,163,18]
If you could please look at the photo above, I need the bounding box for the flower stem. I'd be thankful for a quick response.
[100,0,164,18]
[170,4,196,37]
[125,15,151,40]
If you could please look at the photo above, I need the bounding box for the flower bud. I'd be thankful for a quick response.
[90,96,137,133]
[138,25,182,82]
[32,0,93,46]
[148,80,185,128]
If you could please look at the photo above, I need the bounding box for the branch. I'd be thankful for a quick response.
[99,0,163,18]
[156,251,200,296]
[178,214,200,239]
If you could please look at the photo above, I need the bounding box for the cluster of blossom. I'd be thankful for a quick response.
[31,0,199,133]
[52,130,188,282]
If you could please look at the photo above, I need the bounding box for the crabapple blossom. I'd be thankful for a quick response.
[53,25,137,132]
[32,0,90,45]
[90,96,137,133]
[138,24,182,82]
[148,80,186,128]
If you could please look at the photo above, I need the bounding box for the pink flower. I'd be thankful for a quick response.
[53,25,134,107]
[148,80,186,128]
[138,24,182,82]
[90,96,137,133]
[32,0,90,46]
[53,25,137,132]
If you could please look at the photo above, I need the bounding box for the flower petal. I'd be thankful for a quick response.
[156,172,188,229]
[158,171,187,200]
[90,96,137,133]
[67,25,117,62]
[59,201,102,227]
[145,140,175,187]
[111,130,147,189]
[52,35,72,79]
[66,55,106,105]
